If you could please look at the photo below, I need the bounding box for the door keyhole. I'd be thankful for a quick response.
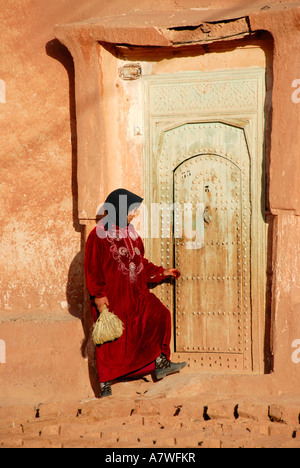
[203,206,212,224]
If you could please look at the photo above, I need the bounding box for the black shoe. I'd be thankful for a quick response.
[100,381,112,398]
[155,353,187,380]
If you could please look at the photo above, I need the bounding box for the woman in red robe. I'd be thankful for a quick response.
[84,189,187,397]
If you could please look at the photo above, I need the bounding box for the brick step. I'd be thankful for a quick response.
[1,394,300,448]
[1,409,300,448]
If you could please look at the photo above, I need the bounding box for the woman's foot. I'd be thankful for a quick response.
[100,381,112,398]
[155,353,187,380]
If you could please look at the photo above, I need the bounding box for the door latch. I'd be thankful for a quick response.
[203,207,212,224]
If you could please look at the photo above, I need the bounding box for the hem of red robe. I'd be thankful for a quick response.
[119,361,156,379]
[96,344,170,383]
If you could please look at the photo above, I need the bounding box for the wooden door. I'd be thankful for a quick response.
[174,152,250,370]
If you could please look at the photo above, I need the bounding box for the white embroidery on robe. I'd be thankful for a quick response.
[106,226,144,283]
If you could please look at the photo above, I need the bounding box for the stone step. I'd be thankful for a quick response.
[1,382,300,448]
[1,396,300,448]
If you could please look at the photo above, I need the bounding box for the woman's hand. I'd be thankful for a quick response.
[163,268,181,280]
[94,296,109,313]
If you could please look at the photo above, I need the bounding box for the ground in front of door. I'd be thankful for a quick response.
[1,373,300,448]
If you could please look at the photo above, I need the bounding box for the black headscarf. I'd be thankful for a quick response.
[100,188,143,229]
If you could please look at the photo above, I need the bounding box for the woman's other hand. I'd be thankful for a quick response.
[163,268,181,280]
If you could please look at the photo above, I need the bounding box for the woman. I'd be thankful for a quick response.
[84,189,187,397]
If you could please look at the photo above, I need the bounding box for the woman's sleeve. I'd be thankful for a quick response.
[137,236,166,283]
[84,228,107,298]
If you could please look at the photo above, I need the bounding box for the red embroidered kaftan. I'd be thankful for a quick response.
[84,221,171,382]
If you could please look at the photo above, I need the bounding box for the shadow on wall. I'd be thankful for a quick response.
[46,38,80,233]
[46,38,100,398]
[67,248,101,398]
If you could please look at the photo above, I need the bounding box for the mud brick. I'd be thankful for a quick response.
[268,403,300,425]
[40,423,62,437]
[177,398,205,421]
[204,401,235,420]
[239,420,270,436]
[0,436,24,448]
[60,422,102,439]
[83,398,135,419]
[268,423,295,437]
[132,399,160,416]
[153,398,184,417]
[22,437,63,448]
[255,423,271,436]
[201,438,221,448]
[0,404,36,423]
[0,423,24,436]
[173,427,206,447]
[281,439,300,448]
[37,401,81,419]
[237,400,269,421]
[220,437,247,448]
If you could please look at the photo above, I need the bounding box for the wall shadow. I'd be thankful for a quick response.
[46,38,80,233]
[260,30,274,374]
[66,245,100,399]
